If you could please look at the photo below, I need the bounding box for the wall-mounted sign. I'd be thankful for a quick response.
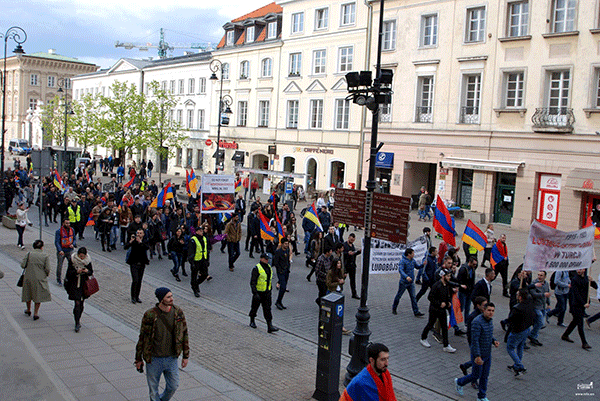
[268,145,277,155]
[205,139,212,146]
[375,152,394,169]
[219,140,238,149]
[294,147,334,154]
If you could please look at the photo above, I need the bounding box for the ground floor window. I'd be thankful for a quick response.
[457,169,473,209]
[330,161,345,188]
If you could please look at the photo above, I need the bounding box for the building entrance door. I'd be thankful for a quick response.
[494,173,516,224]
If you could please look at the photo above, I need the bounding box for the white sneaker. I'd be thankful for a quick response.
[420,339,431,348]
[443,345,456,353]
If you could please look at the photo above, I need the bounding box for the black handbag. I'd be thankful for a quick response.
[17,253,29,287]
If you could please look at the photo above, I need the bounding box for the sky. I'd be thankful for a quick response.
[1,0,272,69]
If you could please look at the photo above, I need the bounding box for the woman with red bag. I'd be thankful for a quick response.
[65,247,93,333]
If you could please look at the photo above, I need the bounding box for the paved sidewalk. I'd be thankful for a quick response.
[0,260,261,401]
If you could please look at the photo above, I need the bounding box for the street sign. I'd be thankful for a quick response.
[331,188,366,228]
[286,182,293,194]
[370,192,411,243]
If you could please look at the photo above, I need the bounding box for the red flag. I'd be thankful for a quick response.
[433,195,456,247]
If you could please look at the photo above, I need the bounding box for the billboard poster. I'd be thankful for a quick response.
[201,174,235,214]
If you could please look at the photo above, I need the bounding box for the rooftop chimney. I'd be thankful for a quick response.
[48,49,56,54]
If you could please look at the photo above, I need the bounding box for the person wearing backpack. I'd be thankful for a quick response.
[546,270,570,327]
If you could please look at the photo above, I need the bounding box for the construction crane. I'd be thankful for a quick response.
[115,28,212,59]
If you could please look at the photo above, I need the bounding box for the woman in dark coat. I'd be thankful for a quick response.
[65,247,93,332]
[98,207,114,252]
[124,227,150,304]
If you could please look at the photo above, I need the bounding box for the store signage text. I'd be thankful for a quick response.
[295,147,334,154]
[219,140,239,149]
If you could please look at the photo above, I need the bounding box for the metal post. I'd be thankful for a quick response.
[345,0,386,385]
[215,76,223,174]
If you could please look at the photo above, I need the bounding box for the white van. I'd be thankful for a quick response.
[8,139,31,155]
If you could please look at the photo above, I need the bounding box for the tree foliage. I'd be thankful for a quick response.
[69,93,101,152]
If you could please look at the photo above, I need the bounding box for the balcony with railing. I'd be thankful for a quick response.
[415,106,432,123]
[531,107,575,133]
[459,106,480,124]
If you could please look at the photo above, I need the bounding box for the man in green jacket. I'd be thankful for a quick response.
[135,287,189,401]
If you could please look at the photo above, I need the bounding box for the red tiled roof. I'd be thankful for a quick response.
[232,2,282,22]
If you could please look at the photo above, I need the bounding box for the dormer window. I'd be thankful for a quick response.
[226,30,234,46]
[246,26,255,43]
[267,22,277,39]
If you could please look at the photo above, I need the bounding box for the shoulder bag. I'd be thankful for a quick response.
[84,275,99,297]
[17,253,30,287]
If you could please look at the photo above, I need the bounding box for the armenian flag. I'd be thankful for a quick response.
[303,202,323,232]
[490,242,507,268]
[85,170,92,184]
[462,219,488,252]
[340,364,396,401]
[53,169,65,191]
[188,168,199,196]
[123,174,135,189]
[235,178,242,192]
[433,195,456,247]
[220,212,233,224]
[585,215,600,240]
[258,211,275,241]
[85,211,95,226]
[448,293,464,328]
[185,170,191,196]
[150,182,174,208]
[275,212,284,241]
[269,192,275,203]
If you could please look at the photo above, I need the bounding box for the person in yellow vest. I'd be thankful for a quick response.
[249,253,279,333]
[188,226,210,298]
[67,197,83,240]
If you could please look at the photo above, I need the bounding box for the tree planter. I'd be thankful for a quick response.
[2,215,17,229]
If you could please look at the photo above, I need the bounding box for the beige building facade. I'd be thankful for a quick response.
[363,0,600,231]
[1,49,98,148]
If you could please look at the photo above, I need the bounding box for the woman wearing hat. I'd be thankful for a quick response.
[65,247,93,332]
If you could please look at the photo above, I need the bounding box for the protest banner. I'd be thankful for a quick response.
[369,235,429,275]
[523,220,595,272]
[201,175,235,214]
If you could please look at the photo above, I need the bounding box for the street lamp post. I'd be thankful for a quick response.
[0,26,26,216]
[57,78,74,173]
[209,59,232,174]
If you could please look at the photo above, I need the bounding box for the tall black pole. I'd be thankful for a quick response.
[63,97,68,171]
[215,70,224,174]
[345,0,385,385]
[0,26,27,216]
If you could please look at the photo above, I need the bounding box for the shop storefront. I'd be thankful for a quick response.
[565,169,600,228]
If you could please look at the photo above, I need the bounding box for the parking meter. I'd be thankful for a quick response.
[313,292,344,401]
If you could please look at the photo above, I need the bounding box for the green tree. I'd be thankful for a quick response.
[69,92,101,153]
[96,80,146,161]
[40,95,70,146]
[144,80,186,182]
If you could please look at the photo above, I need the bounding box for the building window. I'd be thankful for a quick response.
[226,30,234,46]
[552,0,576,33]
[187,110,194,129]
[176,110,183,125]
[289,53,302,76]
[507,1,529,37]
[29,98,38,111]
[65,78,71,89]
[75,89,79,99]
[466,6,486,43]
[176,148,182,166]
[595,69,600,108]
[503,71,525,108]
[382,20,397,51]
[420,14,438,47]
[338,46,353,72]
[292,12,304,34]
[315,7,329,30]
[258,100,270,127]
[335,99,350,129]
[457,169,474,209]
[380,103,391,122]
[237,101,248,126]
[178,79,184,94]
[48,76,55,87]
[267,22,277,39]
[415,75,434,123]
[310,99,323,129]
[546,70,571,111]
[186,149,193,168]
[240,61,249,79]
[460,74,482,123]
[261,58,273,77]
[161,80,167,91]
[341,3,356,26]
[196,149,203,169]
[169,80,176,93]
[313,49,326,75]
[30,74,38,86]
[246,26,255,43]
[168,110,174,122]
[222,64,230,80]
[188,78,195,94]
[198,109,205,129]
[287,100,299,128]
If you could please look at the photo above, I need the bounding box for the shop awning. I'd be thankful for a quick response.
[235,167,306,179]
[231,151,245,162]
[441,157,525,173]
[565,168,600,194]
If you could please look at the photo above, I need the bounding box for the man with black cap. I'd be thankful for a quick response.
[249,253,279,333]
[135,287,189,401]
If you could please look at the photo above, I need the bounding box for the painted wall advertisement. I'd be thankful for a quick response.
[368,235,429,275]
[201,174,235,214]
[524,220,594,272]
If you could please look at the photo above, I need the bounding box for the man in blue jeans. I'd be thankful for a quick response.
[135,288,189,401]
[546,270,570,327]
[528,271,551,346]
[455,303,499,401]
[392,248,424,317]
[505,289,536,376]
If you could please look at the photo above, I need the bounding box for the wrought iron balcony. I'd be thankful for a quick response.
[531,107,574,133]
[460,106,480,124]
[415,106,432,123]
